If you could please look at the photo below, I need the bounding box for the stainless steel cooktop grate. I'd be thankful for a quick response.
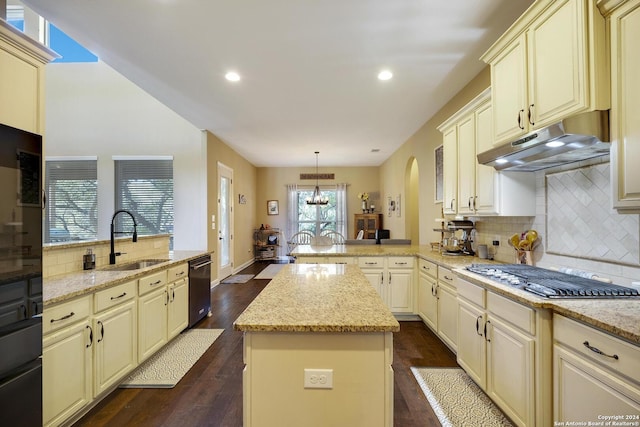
[466,264,639,299]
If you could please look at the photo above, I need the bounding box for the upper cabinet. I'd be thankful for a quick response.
[604,0,640,213]
[438,89,535,217]
[481,0,609,146]
[0,21,57,134]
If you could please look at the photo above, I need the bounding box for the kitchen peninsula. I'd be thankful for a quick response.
[233,263,400,427]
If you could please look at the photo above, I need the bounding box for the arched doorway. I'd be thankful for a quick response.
[404,157,420,245]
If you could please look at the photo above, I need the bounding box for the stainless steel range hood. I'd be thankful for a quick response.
[477,111,610,172]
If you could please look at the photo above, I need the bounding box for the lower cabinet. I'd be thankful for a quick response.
[417,259,438,330]
[436,268,457,351]
[358,256,414,314]
[553,314,640,423]
[138,266,189,363]
[93,299,137,396]
[417,260,457,351]
[168,278,189,339]
[43,262,191,427]
[43,296,93,427]
[456,277,551,427]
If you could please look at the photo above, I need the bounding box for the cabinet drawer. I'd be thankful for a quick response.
[456,277,485,307]
[358,257,384,268]
[387,257,414,269]
[418,258,437,278]
[167,263,188,282]
[94,280,136,313]
[326,257,354,265]
[138,271,168,296]
[43,295,91,335]
[487,292,535,335]
[438,267,456,285]
[554,315,640,384]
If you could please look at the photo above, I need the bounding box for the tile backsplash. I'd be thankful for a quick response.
[471,157,640,286]
[43,234,170,279]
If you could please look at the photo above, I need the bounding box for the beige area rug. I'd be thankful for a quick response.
[120,329,224,388]
[221,274,255,284]
[411,367,513,427]
[254,263,286,280]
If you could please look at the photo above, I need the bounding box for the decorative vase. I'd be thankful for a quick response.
[362,200,367,213]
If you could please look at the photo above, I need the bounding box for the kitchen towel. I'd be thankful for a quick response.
[411,367,513,427]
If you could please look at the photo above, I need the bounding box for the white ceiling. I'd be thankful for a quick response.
[21,0,533,167]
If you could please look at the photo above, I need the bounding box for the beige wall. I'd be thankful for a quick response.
[379,67,491,245]
[205,131,258,278]
[256,166,380,240]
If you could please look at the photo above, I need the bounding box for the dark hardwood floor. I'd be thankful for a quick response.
[75,262,458,427]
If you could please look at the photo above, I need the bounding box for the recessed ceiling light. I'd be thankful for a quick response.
[495,158,509,164]
[225,72,240,82]
[378,70,393,81]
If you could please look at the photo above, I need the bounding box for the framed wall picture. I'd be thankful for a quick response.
[434,145,443,203]
[267,200,279,215]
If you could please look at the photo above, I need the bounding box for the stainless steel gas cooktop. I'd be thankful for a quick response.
[466,264,639,299]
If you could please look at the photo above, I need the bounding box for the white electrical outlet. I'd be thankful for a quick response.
[304,369,333,389]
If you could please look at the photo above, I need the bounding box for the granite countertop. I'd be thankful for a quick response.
[233,263,400,333]
[43,250,208,306]
[455,268,640,345]
[293,244,640,345]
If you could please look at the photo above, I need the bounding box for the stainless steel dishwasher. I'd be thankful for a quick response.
[188,255,212,327]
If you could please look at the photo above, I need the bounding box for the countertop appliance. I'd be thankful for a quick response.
[466,264,639,299]
[0,123,43,426]
[477,110,609,172]
[438,220,475,256]
[188,254,212,327]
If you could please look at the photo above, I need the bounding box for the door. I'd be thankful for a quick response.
[218,162,234,280]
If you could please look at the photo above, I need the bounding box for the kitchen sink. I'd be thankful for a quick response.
[101,259,170,271]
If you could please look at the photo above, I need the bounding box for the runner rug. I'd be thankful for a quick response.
[120,328,224,388]
[411,367,513,427]
[220,274,255,284]
[254,263,286,280]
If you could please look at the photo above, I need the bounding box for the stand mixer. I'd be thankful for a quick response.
[440,220,475,256]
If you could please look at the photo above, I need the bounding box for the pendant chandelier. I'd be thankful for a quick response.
[306,151,329,205]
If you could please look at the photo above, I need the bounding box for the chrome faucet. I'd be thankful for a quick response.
[110,210,138,264]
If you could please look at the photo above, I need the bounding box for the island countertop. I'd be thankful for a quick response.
[233,263,400,333]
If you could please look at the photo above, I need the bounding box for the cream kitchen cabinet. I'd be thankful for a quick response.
[138,270,169,362]
[436,267,458,352]
[441,124,458,215]
[553,314,640,423]
[481,0,609,146]
[358,256,414,314]
[167,279,189,339]
[92,280,137,397]
[456,277,552,427]
[438,89,535,216]
[418,261,457,352]
[0,21,56,134]
[417,258,438,330]
[607,0,640,213]
[43,296,93,427]
[138,264,189,362]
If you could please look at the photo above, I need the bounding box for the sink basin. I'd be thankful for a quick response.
[101,259,170,271]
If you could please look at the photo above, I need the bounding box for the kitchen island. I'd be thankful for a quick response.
[233,263,400,427]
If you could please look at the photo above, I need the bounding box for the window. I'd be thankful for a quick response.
[296,188,338,235]
[45,158,98,243]
[114,158,173,248]
[6,2,98,62]
[287,183,347,239]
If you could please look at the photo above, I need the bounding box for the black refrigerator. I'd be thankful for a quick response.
[0,123,43,426]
